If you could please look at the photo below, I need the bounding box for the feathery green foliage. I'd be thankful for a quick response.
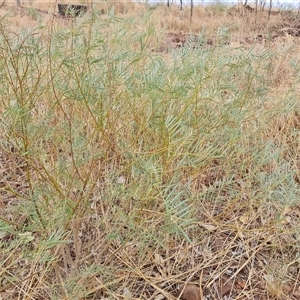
[0,8,300,299]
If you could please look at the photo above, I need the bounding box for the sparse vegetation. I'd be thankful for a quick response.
[0,2,300,299]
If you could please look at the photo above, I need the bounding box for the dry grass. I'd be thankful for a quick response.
[0,2,300,300]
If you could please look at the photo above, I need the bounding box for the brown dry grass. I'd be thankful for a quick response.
[2,0,298,32]
[1,2,300,300]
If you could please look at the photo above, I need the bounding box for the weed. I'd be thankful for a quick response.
[0,4,300,299]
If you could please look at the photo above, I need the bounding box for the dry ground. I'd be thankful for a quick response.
[2,1,300,47]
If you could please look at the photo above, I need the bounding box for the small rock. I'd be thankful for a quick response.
[178,284,201,300]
